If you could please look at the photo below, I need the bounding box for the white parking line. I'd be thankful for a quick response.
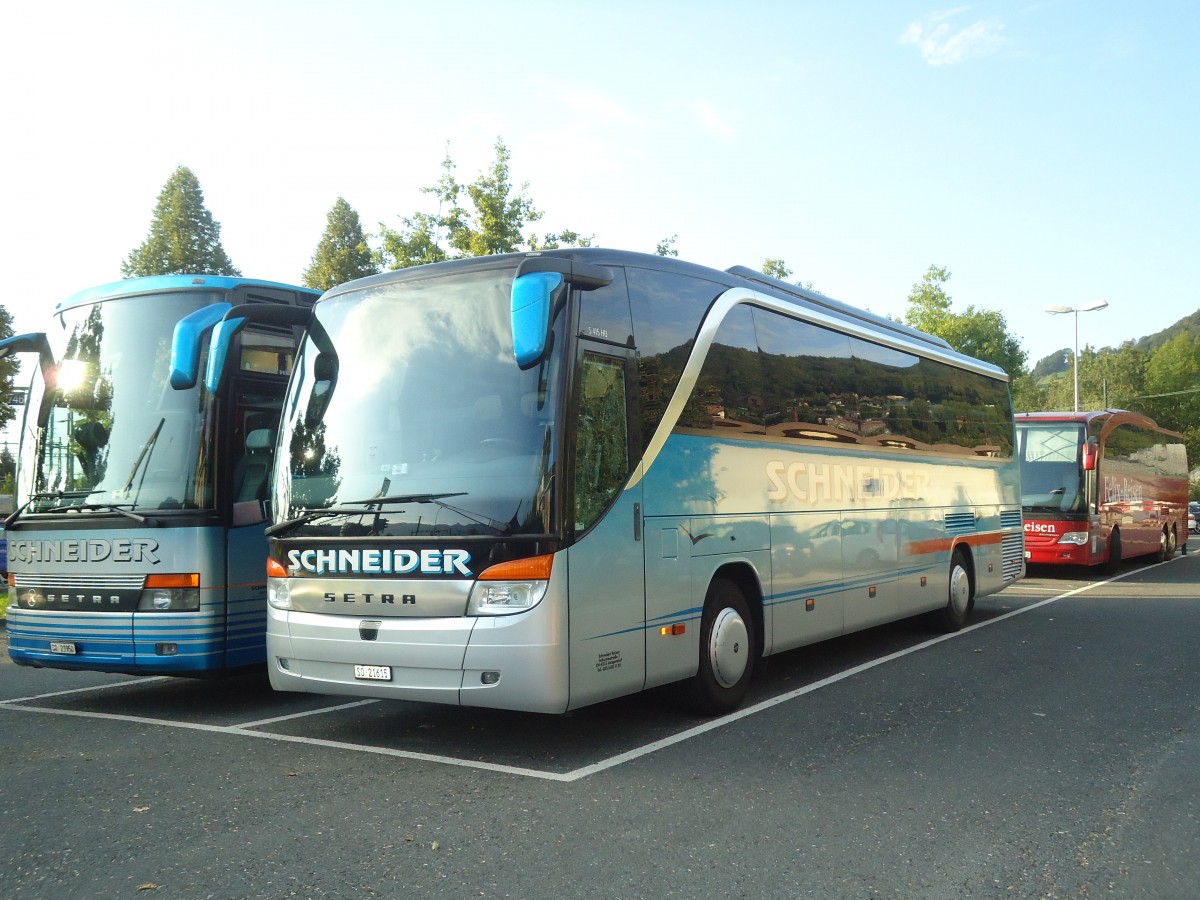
[0,562,1168,781]
[235,699,379,728]
[0,675,170,705]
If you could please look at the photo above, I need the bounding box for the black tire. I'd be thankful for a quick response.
[1103,529,1122,574]
[933,549,973,633]
[1158,527,1177,562]
[683,578,755,715]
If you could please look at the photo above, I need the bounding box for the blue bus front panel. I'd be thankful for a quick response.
[6,525,242,675]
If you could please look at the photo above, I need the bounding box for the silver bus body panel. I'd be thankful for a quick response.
[267,563,571,714]
[279,575,471,618]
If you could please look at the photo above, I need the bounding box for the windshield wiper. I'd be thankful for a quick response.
[124,418,166,494]
[265,492,468,538]
[5,490,101,527]
[42,503,156,525]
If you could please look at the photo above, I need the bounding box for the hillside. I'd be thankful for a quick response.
[1030,308,1200,376]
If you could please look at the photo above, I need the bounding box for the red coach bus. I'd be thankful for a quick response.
[1016,410,1188,570]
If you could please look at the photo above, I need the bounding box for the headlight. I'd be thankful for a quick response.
[266,558,291,609]
[267,576,291,610]
[467,554,553,616]
[1056,532,1089,546]
[137,574,200,611]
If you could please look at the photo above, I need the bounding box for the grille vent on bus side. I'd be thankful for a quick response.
[999,509,1025,582]
[999,509,1023,530]
[1001,534,1025,581]
[944,512,977,534]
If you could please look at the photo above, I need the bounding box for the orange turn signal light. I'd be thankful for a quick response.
[267,558,288,578]
[144,573,200,589]
[478,553,554,581]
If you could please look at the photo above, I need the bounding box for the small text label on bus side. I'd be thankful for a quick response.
[766,461,929,504]
[286,548,473,577]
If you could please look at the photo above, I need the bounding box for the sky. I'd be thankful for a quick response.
[1,0,1197,374]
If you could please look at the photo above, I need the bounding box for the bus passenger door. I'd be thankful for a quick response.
[223,351,292,667]
[565,346,646,709]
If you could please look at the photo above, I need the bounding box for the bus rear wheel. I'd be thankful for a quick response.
[684,578,755,715]
[932,549,973,633]
[1157,527,1176,562]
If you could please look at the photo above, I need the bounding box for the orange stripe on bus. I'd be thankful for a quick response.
[905,532,1006,556]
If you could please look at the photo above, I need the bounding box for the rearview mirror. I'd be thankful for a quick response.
[1082,439,1099,471]
[511,272,564,369]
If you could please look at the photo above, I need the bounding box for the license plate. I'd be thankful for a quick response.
[354,664,392,681]
[50,642,78,655]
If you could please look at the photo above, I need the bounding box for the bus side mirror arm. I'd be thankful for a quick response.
[205,304,313,394]
[511,257,613,369]
[170,303,232,389]
[0,332,55,383]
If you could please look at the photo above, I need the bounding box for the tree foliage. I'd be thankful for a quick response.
[903,264,1027,377]
[304,197,379,291]
[655,235,679,257]
[0,303,17,438]
[762,258,792,280]
[377,139,542,270]
[122,166,240,277]
[530,229,594,250]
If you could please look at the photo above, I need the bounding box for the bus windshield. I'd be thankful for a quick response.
[1017,423,1086,514]
[33,291,218,512]
[275,267,561,537]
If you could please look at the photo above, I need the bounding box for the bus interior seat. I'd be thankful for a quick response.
[234,428,275,502]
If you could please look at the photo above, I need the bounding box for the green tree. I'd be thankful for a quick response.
[1142,333,1200,431]
[655,235,679,257]
[530,229,594,250]
[0,303,17,442]
[0,445,14,495]
[377,147,461,269]
[903,264,1027,376]
[762,258,792,280]
[378,140,542,269]
[122,166,240,277]
[451,139,541,257]
[304,197,379,291]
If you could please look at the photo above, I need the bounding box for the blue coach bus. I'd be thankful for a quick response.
[2,275,318,674]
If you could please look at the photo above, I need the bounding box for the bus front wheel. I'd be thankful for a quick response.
[1104,530,1122,574]
[684,578,755,715]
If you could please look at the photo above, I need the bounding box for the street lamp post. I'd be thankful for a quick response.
[1046,300,1109,412]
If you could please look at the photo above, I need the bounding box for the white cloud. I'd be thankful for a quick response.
[692,100,734,138]
[901,8,1005,66]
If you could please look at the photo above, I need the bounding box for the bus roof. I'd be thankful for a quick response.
[319,248,1006,380]
[1015,409,1182,437]
[55,275,320,314]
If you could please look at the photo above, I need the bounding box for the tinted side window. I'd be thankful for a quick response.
[755,309,857,443]
[680,304,1014,457]
[576,269,633,349]
[676,304,764,433]
[626,267,726,447]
